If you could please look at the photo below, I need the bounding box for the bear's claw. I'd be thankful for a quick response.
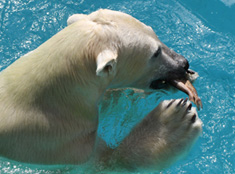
[177,98,184,107]
[166,99,176,108]
[166,98,198,120]
[191,114,196,123]
[187,103,192,111]
[182,98,188,106]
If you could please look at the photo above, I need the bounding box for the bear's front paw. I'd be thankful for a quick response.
[159,98,202,144]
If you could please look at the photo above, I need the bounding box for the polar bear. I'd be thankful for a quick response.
[0,9,202,171]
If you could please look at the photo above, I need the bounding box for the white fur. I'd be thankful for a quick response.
[96,49,118,77]
[0,9,202,171]
[67,14,88,25]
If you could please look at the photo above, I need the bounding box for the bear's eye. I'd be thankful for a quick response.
[153,47,162,58]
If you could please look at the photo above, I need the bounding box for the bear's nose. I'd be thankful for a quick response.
[183,59,189,70]
[177,57,189,71]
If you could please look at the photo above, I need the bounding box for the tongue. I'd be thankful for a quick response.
[171,79,203,110]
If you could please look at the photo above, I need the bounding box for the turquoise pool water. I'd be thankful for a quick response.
[0,0,235,173]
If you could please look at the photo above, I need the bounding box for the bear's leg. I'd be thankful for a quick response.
[97,99,202,171]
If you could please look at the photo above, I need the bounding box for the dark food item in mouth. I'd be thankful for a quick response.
[150,69,203,110]
[171,78,203,110]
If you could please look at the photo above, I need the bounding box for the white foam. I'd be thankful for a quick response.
[220,0,235,7]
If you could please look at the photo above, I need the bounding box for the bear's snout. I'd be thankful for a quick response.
[178,56,189,71]
[161,44,189,73]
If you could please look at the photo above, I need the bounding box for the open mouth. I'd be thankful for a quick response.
[150,69,203,110]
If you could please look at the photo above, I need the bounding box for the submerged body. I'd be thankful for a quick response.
[0,9,202,171]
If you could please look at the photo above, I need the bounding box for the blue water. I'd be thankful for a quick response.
[0,0,235,173]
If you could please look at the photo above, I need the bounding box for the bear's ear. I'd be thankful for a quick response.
[67,14,88,25]
[96,49,118,77]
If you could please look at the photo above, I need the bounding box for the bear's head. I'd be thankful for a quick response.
[67,9,202,109]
